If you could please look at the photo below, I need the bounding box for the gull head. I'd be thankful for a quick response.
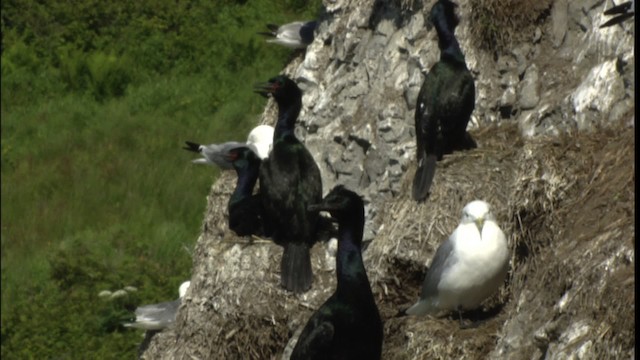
[460,200,495,233]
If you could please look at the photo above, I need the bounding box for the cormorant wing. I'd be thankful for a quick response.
[412,65,446,201]
[291,319,334,360]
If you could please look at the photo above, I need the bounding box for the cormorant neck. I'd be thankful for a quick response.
[274,97,302,137]
[433,17,466,64]
[230,165,259,204]
[336,211,368,290]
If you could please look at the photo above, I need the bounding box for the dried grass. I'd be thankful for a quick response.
[469,0,554,54]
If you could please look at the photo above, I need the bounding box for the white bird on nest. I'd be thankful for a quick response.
[405,200,509,321]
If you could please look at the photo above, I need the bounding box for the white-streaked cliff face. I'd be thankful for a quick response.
[143,1,634,359]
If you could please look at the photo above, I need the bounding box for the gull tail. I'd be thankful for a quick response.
[412,154,437,202]
[183,141,201,153]
[266,23,280,32]
[281,242,312,293]
[257,24,279,37]
[404,299,437,316]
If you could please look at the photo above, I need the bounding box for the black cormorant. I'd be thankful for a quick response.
[254,75,322,293]
[225,145,267,237]
[412,0,477,202]
[291,185,383,359]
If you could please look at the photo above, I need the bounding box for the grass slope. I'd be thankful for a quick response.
[1,0,321,357]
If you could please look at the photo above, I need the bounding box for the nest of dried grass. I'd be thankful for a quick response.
[468,0,554,54]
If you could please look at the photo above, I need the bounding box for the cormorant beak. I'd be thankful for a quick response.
[474,217,485,234]
[308,203,325,212]
[253,81,276,98]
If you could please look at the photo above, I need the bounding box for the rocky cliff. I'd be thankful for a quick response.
[145,0,634,358]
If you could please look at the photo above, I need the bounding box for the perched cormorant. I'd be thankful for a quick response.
[225,145,267,237]
[412,0,477,202]
[258,21,318,49]
[405,200,508,322]
[600,1,634,28]
[291,186,382,359]
[254,75,322,293]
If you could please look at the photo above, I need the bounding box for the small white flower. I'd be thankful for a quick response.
[110,289,128,300]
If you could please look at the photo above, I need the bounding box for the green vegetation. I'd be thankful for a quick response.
[1,0,321,357]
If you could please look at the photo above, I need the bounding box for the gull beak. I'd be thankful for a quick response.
[474,217,485,234]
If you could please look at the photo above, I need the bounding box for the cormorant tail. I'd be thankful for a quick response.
[461,132,477,150]
[604,1,632,15]
[412,154,437,202]
[183,141,201,153]
[281,242,312,293]
[600,12,634,27]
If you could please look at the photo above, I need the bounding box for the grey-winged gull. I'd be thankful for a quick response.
[124,280,191,330]
[183,124,274,168]
[405,200,509,319]
[258,21,318,49]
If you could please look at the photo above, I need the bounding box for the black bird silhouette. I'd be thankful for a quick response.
[291,186,383,360]
[412,0,477,202]
[225,145,268,237]
[254,75,322,293]
[600,1,634,28]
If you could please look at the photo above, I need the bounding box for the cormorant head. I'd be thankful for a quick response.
[308,185,364,224]
[253,75,302,104]
[430,0,460,31]
[224,145,260,171]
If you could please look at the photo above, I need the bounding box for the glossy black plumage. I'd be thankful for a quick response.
[413,0,477,202]
[254,75,322,293]
[226,145,267,237]
[600,1,634,28]
[291,186,382,360]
